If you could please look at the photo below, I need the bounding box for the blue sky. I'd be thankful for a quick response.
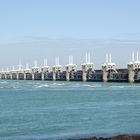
[0,0,140,69]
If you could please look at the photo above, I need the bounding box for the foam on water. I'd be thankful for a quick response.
[52,82,65,86]
[35,84,49,88]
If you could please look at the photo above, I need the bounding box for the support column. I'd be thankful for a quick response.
[41,59,50,80]
[16,69,24,80]
[82,63,94,82]
[24,73,26,80]
[52,65,62,81]
[24,64,31,80]
[127,51,140,83]
[102,65,108,82]
[102,53,117,82]
[32,67,40,80]
[32,72,35,80]
[52,67,56,81]
[41,72,44,80]
[32,60,40,80]
[41,67,50,81]
[66,70,70,81]
[10,73,12,80]
[5,74,7,80]
[81,53,95,82]
[4,73,7,80]
[82,65,87,82]
[66,56,77,81]
[41,66,50,80]
[11,73,13,80]
[66,64,77,81]
[128,64,135,83]
[17,73,19,80]
[102,64,117,82]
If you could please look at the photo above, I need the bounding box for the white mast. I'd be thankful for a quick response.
[69,56,70,65]
[26,63,29,69]
[86,52,91,63]
[85,53,88,63]
[12,66,15,71]
[106,53,108,63]
[88,53,90,63]
[44,59,46,66]
[67,55,76,66]
[58,57,59,65]
[55,57,57,65]
[55,57,59,65]
[18,59,22,70]
[69,55,73,64]
[109,53,112,63]
[132,51,135,62]
[44,58,47,66]
[34,60,37,67]
[136,51,139,61]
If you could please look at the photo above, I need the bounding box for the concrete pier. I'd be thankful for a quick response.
[41,59,50,80]
[17,70,24,80]
[11,66,17,80]
[65,56,77,81]
[82,53,95,82]
[41,66,50,80]
[102,54,117,82]
[0,68,6,80]
[24,64,31,80]
[128,52,140,83]
[5,68,12,80]
[15,60,25,80]
[6,73,12,79]
[52,65,63,81]
[32,60,41,80]
[52,57,63,81]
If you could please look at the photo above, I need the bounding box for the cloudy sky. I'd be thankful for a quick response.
[0,0,140,69]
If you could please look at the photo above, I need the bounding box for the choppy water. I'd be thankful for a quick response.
[0,80,140,140]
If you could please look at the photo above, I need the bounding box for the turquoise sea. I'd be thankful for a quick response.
[0,80,140,140]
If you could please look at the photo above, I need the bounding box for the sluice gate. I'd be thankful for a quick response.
[86,70,103,82]
[44,72,53,81]
[108,69,128,82]
[69,70,82,81]
[135,68,140,82]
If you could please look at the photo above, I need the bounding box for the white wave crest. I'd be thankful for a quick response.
[35,84,49,88]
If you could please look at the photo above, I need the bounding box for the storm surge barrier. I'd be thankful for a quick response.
[1,52,140,83]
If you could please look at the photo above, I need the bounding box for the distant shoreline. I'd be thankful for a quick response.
[77,135,140,140]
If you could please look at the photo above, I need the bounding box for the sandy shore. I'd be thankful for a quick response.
[78,135,140,140]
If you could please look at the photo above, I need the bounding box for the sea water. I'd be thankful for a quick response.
[0,80,140,140]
